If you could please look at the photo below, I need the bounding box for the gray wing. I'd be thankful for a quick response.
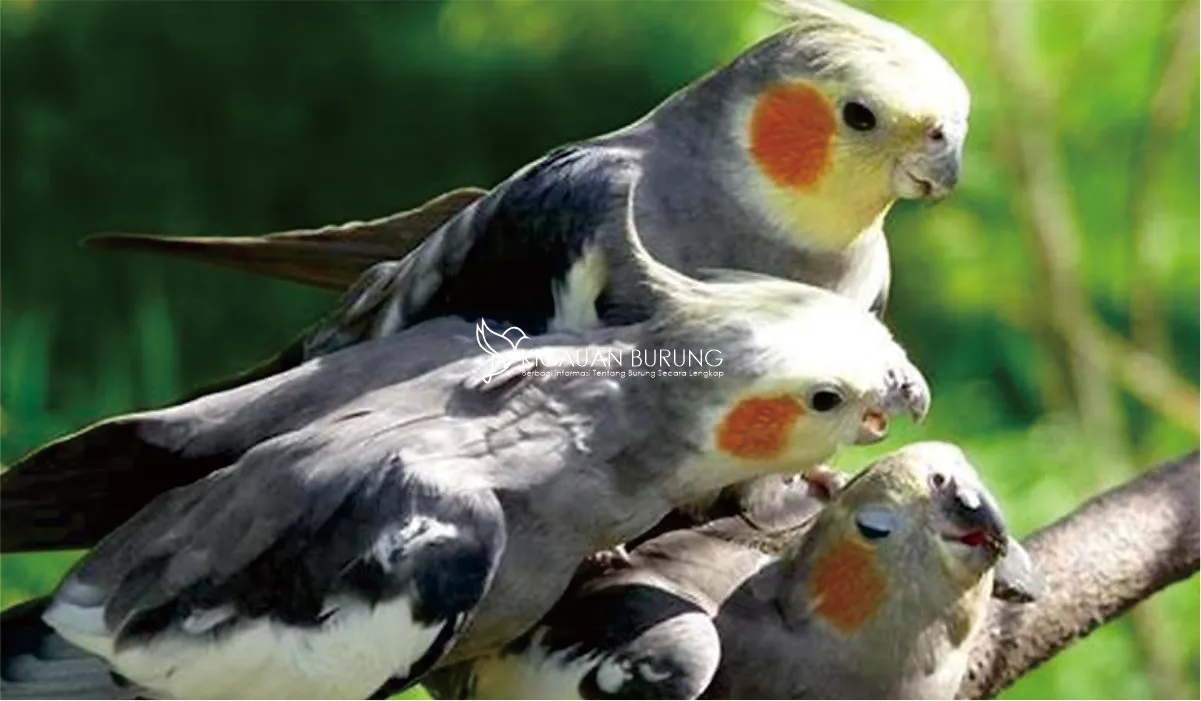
[305,144,641,357]
[42,413,507,699]
[29,334,646,698]
[0,316,481,553]
[428,583,720,701]
[627,472,829,552]
[435,504,818,701]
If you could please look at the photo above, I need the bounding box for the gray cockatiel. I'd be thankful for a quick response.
[89,0,968,360]
[0,199,931,699]
[2,0,966,554]
[431,442,1045,700]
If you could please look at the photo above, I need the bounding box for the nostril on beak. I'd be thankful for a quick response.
[926,125,946,142]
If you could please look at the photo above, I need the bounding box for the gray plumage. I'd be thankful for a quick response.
[310,0,971,353]
[87,0,969,362]
[424,474,825,701]
[0,204,932,698]
[2,0,966,555]
[446,442,1044,700]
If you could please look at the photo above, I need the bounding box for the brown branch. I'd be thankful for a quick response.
[959,451,1201,699]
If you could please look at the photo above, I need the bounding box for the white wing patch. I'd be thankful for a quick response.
[40,596,109,657]
[181,605,237,635]
[549,245,606,333]
[46,595,445,699]
[372,516,461,569]
[592,655,633,694]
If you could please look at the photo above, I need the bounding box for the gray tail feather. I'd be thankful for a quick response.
[1,598,140,700]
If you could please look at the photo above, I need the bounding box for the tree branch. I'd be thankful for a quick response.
[959,451,1200,699]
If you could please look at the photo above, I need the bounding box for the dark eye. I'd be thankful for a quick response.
[842,101,877,131]
[857,522,890,540]
[855,506,896,540]
[809,390,844,413]
[930,472,947,489]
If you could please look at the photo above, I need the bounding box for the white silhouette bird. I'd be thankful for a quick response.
[476,320,531,383]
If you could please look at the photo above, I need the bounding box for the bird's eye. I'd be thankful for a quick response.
[857,521,890,540]
[930,472,947,489]
[855,505,897,540]
[808,389,844,413]
[842,101,877,131]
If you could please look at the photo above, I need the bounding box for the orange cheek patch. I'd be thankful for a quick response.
[716,395,804,460]
[809,536,886,633]
[749,83,837,189]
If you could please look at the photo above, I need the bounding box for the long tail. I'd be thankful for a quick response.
[84,188,486,290]
[1,598,139,700]
[1,417,229,553]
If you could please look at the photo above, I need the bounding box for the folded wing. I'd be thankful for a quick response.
[42,415,507,699]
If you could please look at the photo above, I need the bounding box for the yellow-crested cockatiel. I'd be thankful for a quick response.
[0,194,935,698]
[3,0,968,553]
[90,0,967,349]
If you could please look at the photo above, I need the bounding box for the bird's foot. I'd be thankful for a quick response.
[578,544,634,579]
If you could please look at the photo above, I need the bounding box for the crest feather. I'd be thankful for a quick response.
[749,0,962,92]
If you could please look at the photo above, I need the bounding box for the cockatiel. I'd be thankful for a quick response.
[0,194,932,699]
[427,442,1045,700]
[8,0,967,554]
[89,0,968,368]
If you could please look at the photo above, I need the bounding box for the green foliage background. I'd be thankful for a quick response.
[1,1,1197,698]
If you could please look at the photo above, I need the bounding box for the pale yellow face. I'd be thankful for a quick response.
[707,388,856,472]
[702,370,926,478]
[729,16,971,250]
[691,292,929,475]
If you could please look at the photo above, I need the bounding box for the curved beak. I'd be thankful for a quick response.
[938,477,1047,602]
[944,478,1008,554]
[894,123,965,202]
[855,364,931,445]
